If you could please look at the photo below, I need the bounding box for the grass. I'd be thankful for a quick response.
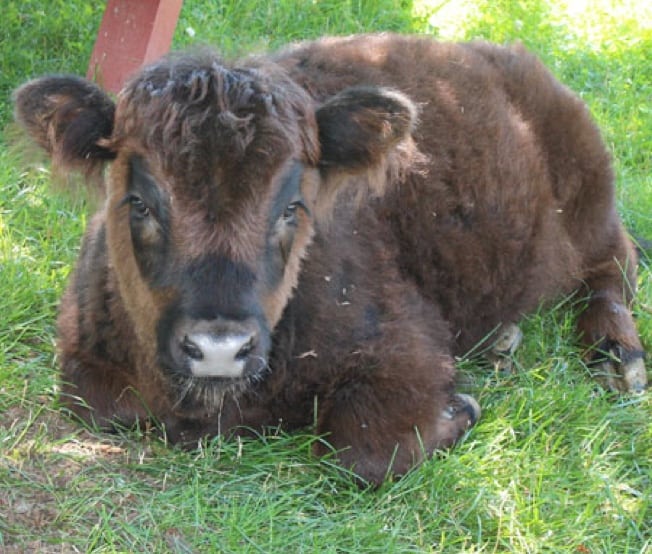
[1,0,650,552]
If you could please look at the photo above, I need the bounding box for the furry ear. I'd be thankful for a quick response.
[316,86,417,171]
[13,75,116,175]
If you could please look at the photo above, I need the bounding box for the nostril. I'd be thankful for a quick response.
[235,336,255,360]
[181,335,204,361]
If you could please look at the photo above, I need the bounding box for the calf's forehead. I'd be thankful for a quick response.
[167,156,304,262]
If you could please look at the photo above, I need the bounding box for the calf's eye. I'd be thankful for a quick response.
[129,195,150,218]
[283,201,304,223]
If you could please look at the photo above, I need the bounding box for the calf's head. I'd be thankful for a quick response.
[14,53,418,415]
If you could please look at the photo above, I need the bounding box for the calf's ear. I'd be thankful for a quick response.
[13,75,116,175]
[316,86,418,172]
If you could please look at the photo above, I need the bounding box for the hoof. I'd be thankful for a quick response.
[432,393,481,452]
[442,393,481,427]
[590,344,647,394]
[487,323,523,372]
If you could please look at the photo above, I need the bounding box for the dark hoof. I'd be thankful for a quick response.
[589,343,647,393]
[442,393,481,427]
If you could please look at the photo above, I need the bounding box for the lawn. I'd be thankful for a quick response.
[1,0,650,552]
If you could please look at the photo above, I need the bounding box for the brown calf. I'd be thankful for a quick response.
[14,34,647,485]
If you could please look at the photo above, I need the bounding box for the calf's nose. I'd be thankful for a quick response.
[170,316,262,379]
[181,332,256,378]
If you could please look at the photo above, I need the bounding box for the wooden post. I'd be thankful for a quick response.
[87,0,183,93]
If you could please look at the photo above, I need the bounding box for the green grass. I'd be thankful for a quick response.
[1,1,651,552]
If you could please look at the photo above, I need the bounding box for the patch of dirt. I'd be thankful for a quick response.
[0,540,83,554]
[1,396,160,550]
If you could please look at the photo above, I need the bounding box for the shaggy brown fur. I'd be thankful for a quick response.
[14,34,647,485]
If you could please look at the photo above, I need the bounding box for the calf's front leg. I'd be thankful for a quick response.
[314,357,480,485]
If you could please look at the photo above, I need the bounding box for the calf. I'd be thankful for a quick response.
[14,34,647,484]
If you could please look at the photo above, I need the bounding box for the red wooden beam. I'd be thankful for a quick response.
[87,0,183,93]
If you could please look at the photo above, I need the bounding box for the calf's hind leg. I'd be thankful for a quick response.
[576,229,647,393]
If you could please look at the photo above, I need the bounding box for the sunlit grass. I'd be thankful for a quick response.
[415,0,652,44]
